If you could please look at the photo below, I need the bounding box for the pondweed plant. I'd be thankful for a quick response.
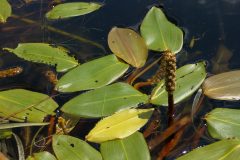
[0,1,240,160]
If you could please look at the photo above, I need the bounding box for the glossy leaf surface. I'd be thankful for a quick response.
[86,108,153,143]
[150,62,206,105]
[46,2,102,20]
[108,27,148,68]
[53,135,102,160]
[140,7,183,53]
[0,89,58,122]
[202,70,240,100]
[0,0,11,23]
[56,55,129,92]
[27,152,56,160]
[177,139,240,160]
[100,132,150,160]
[61,82,148,118]
[4,43,78,72]
[206,108,240,139]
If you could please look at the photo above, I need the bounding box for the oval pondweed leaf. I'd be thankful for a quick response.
[86,108,154,143]
[27,151,56,160]
[4,43,79,72]
[108,27,148,68]
[46,2,102,20]
[56,54,129,92]
[202,70,240,100]
[150,61,207,106]
[61,82,149,118]
[0,0,12,23]
[140,6,183,53]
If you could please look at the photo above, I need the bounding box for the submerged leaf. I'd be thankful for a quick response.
[46,2,102,20]
[177,139,240,160]
[4,43,79,72]
[52,135,102,160]
[202,70,240,100]
[0,89,58,122]
[150,62,207,105]
[27,152,57,160]
[140,6,183,53]
[56,55,129,92]
[61,82,149,118]
[86,108,153,143]
[108,27,148,68]
[0,0,12,23]
[100,132,150,160]
[205,108,240,139]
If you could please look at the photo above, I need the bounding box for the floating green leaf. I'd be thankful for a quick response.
[150,62,206,105]
[0,89,58,122]
[100,132,150,160]
[61,82,149,118]
[4,43,79,72]
[177,139,240,160]
[52,135,102,160]
[56,55,129,92]
[86,108,153,143]
[0,0,11,23]
[46,2,102,20]
[27,152,56,160]
[0,122,49,129]
[108,27,148,68]
[205,108,240,139]
[140,6,183,53]
[202,70,240,100]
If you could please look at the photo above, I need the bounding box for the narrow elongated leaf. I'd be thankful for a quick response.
[61,82,148,118]
[177,139,240,160]
[0,122,49,129]
[0,0,11,23]
[140,7,183,53]
[0,89,58,122]
[52,135,102,160]
[100,132,150,160]
[150,62,206,105]
[4,43,79,72]
[27,152,56,160]
[86,108,153,143]
[56,55,129,92]
[202,70,240,100]
[108,27,148,68]
[205,108,240,139]
[46,2,102,20]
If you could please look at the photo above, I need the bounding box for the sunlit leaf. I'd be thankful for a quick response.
[46,2,102,20]
[61,82,149,118]
[177,139,240,160]
[0,89,58,122]
[27,152,56,160]
[86,108,153,143]
[140,6,183,53]
[0,0,11,23]
[150,62,206,105]
[202,70,240,100]
[108,27,148,68]
[56,55,129,92]
[4,43,79,72]
[52,135,102,160]
[100,132,150,160]
[0,122,49,129]
[205,108,240,139]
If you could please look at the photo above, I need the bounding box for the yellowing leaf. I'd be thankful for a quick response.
[86,108,153,143]
[0,0,12,23]
[202,70,240,100]
[108,27,148,68]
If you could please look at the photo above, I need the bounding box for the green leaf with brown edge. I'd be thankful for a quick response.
[100,132,150,160]
[56,55,129,92]
[52,135,102,160]
[46,2,102,20]
[27,152,57,160]
[0,0,11,23]
[150,61,207,106]
[0,89,58,122]
[140,6,183,53]
[108,27,148,68]
[177,139,240,160]
[61,82,149,118]
[205,108,240,140]
[4,43,79,72]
